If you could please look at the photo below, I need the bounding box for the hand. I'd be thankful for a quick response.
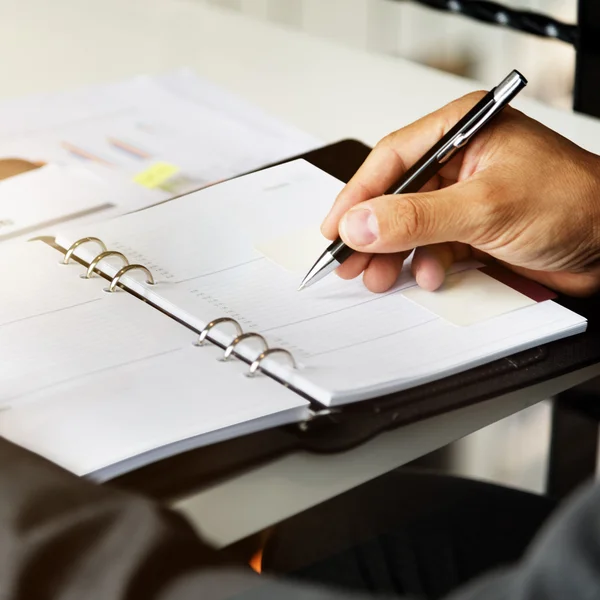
[321,92,600,297]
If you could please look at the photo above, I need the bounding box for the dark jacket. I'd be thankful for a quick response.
[1,437,599,600]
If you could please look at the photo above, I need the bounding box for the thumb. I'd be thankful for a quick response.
[338,179,493,253]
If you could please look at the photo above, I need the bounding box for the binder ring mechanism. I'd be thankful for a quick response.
[247,348,297,378]
[61,237,157,293]
[194,318,243,347]
[63,237,107,265]
[108,265,155,293]
[194,319,298,377]
[63,238,297,378]
[222,332,268,361]
[83,251,129,279]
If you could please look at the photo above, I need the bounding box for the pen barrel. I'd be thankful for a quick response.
[331,238,354,262]
[386,92,497,196]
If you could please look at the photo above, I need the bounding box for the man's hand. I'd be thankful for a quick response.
[321,92,600,296]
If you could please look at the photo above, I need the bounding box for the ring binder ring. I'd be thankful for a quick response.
[195,318,243,347]
[84,251,129,279]
[108,264,155,293]
[222,332,268,362]
[248,348,297,377]
[63,237,107,265]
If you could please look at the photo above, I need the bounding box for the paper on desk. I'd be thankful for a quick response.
[155,67,318,152]
[0,71,320,197]
[0,163,163,243]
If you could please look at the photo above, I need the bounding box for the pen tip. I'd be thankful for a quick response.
[297,283,305,292]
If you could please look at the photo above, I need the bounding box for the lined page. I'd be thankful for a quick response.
[1,233,308,479]
[55,161,587,405]
[0,240,109,327]
[0,288,192,408]
[0,345,310,480]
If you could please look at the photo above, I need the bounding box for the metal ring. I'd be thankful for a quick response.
[63,237,107,265]
[84,251,129,279]
[222,333,268,361]
[248,348,297,377]
[108,264,155,293]
[195,318,243,347]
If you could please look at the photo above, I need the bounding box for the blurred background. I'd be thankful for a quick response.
[201,0,589,495]
[201,0,577,110]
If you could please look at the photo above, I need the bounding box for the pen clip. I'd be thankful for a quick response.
[436,101,500,164]
[436,70,526,164]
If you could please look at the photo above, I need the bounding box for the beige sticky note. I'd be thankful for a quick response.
[255,226,329,274]
[402,269,536,326]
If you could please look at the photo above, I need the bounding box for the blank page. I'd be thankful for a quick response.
[55,161,587,406]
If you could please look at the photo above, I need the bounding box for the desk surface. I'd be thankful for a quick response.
[2,0,600,153]
[2,0,600,549]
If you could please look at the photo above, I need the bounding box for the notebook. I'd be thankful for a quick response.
[0,241,309,480]
[0,159,586,481]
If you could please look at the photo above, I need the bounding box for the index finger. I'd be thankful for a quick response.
[320,91,486,240]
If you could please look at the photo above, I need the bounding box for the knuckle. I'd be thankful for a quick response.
[471,178,498,211]
[351,177,377,202]
[375,131,400,152]
[375,134,409,175]
[466,179,506,241]
[387,196,428,242]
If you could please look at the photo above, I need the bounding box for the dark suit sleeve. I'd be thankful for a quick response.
[0,437,254,600]
[1,435,600,600]
[446,474,600,600]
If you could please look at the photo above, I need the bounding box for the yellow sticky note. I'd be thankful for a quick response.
[133,163,180,189]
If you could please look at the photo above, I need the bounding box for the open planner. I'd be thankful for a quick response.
[0,158,587,482]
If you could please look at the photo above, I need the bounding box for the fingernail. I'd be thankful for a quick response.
[341,208,379,246]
